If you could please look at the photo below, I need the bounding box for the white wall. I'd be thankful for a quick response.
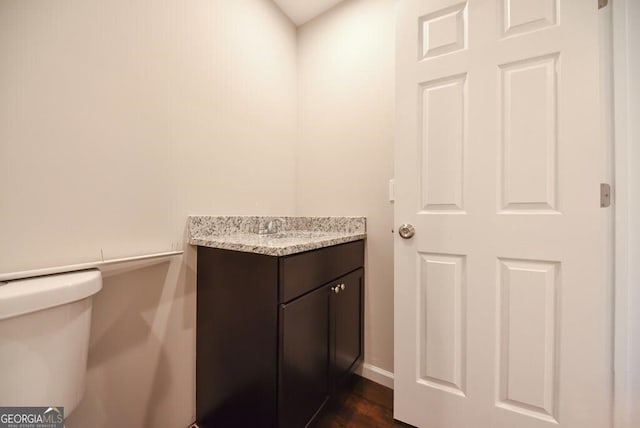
[296,0,397,375]
[165,0,298,229]
[0,0,173,272]
[614,0,640,427]
[0,0,297,273]
[0,0,297,426]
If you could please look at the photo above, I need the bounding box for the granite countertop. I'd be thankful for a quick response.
[188,216,366,256]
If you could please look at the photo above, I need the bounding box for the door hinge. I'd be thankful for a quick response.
[600,183,612,207]
[599,0,608,9]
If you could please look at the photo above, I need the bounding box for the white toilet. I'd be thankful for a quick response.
[0,269,102,420]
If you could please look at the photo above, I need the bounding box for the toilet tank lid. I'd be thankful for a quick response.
[0,269,102,321]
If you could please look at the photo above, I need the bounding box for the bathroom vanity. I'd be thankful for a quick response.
[189,216,366,428]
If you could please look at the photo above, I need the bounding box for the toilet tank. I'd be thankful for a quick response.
[0,269,102,418]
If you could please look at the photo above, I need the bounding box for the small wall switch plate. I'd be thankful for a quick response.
[389,179,395,203]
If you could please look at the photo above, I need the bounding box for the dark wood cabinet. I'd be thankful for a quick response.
[196,240,364,428]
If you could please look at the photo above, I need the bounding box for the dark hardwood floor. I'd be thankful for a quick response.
[190,375,412,428]
[309,375,413,428]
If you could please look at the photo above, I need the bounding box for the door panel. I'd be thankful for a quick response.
[496,258,559,422]
[500,0,557,38]
[419,75,466,213]
[418,253,466,396]
[394,0,612,427]
[500,54,558,212]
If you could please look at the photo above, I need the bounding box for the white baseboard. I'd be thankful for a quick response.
[355,362,394,389]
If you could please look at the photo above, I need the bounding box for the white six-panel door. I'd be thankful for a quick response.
[394,0,612,427]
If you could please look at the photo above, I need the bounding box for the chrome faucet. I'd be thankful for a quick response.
[257,217,285,235]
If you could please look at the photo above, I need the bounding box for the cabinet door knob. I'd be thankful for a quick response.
[332,286,340,294]
[340,284,345,290]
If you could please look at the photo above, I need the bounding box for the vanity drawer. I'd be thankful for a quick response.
[278,240,364,303]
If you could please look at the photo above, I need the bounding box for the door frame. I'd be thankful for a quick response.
[613,1,640,428]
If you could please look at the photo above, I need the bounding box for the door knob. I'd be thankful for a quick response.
[398,224,415,239]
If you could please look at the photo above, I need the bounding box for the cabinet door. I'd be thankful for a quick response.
[331,268,364,389]
[278,284,329,428]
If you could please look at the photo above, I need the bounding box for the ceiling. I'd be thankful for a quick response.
[273,0,346,26]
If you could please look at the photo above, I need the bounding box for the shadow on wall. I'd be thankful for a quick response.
[65,257,197,428]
